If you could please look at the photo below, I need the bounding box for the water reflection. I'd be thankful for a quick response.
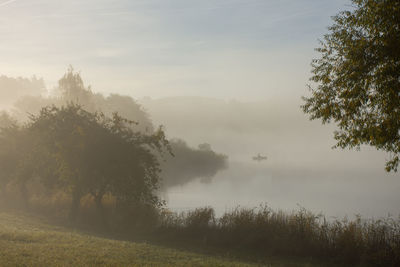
[166,160,400,219]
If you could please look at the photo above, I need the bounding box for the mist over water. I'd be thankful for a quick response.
[166,161,399,219]
[142,96,400,218]
[1,75,398,219]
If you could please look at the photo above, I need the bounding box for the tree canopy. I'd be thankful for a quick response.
[8,69,227,186]
[160,139,228,188]
[0,103,170,219]
[302,0,400,171]
[0,76,45,106]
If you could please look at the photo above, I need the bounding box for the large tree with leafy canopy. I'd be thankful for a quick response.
[302,0,400,171]
[0,113,19,196]
[29,104,170,219]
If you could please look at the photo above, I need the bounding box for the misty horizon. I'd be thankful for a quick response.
[1,73,399,220]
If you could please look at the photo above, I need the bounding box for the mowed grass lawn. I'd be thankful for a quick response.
[0,211,326,267]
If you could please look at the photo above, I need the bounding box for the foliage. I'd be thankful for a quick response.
[0,102,170,222]
[0,116,19,194]
[58,67,93,108]
[160,139,228,187]
[11,67,153,133]
[0,111,17,128]
[56,67,154,133]
[302,0,400,171]
[31,104,169,218]
[0,75,45,106]
[5,68,228,187]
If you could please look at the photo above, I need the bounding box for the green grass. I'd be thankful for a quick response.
[0,210,328,267]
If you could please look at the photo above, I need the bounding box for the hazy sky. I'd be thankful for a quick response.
[0,0,348,100]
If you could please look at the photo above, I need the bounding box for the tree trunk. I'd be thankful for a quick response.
[94,193,108,228]
[19,183,29,209]
[0,185,6,198]
[69,190,81,222]
[94,193,103,214]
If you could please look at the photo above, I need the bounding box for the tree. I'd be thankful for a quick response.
[0,111,17,128]
[0,116,44,206]
[0,114,19,196]
[57,67,154,132]
[29,104,170,220]
[9,68,228,192]
[58,66,94,109]
[160,139,228,187]
[0,75,45,106]
[302,0,400,171]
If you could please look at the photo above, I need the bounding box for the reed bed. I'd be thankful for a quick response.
[156,205,400,266]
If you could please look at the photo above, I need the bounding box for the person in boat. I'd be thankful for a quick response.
[252,153,267,161]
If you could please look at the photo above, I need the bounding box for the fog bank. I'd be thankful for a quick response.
[141,96,400,218]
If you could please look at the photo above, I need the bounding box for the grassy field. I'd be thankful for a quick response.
[0,210,328,267]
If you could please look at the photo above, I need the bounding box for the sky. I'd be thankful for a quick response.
[0,0,349,100]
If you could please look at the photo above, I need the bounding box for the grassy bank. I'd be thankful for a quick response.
[2,190,399,266]
[0,211,249,266]
[0,210,327,266]
[2,201,399,266]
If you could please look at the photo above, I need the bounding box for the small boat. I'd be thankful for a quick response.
[252,153,267,162]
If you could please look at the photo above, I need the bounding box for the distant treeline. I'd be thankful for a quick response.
[0,68,227,225]
[0,68,228,189]
[160,139,227,188]
[0,75,45,107]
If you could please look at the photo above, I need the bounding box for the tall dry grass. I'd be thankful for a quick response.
[157,205,400,266]
[1,187,399,266]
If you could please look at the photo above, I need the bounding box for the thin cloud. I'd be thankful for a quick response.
[0,0,18,8]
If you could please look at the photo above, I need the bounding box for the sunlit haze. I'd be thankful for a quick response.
[1,0,349,100]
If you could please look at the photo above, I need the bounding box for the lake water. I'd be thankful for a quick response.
[144,98,400,220]
[165,159,400,219]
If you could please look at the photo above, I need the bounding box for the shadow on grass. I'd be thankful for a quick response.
[0,206,340,267]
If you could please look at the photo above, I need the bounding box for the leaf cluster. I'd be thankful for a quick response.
[0,103,170,216]
[302,0,400,171]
